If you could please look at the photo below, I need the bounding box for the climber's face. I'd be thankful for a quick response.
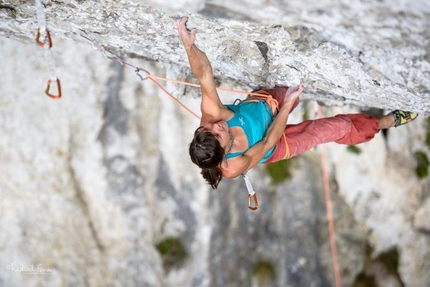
[203,121,230,151]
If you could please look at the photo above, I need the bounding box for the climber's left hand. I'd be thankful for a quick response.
[174,16,196,49]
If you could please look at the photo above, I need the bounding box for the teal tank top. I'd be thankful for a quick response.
[225,101,274,163]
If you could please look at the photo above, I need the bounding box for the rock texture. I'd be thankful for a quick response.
[0,1,429,287]
[0,0,429,115]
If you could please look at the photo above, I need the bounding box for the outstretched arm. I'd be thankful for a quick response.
[221,86,304,178]
[174,16,232,124]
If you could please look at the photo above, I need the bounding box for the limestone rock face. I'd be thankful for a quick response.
[0,1,429,287]
[0,0,429,114]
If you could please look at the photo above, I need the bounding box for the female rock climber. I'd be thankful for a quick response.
[174,16,418,189]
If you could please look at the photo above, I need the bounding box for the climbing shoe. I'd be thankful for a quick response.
[390,110,418,127]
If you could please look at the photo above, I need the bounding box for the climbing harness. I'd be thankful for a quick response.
[80,32,261,210]
[34,0,62,99]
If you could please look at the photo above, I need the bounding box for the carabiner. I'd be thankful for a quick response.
[45,78,62,99]
[135,68,150,81]
[247,193,259,211]
[36,27,53,49]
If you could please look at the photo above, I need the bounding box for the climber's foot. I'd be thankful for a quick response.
[390,110,418,128]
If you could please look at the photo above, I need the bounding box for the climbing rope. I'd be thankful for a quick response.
[317,105,342,287]
[80,32,260,210]
[34,0,62,99]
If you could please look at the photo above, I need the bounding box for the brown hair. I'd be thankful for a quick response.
[189,127,225,189]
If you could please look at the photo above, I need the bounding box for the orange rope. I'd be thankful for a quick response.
[147,75,201,119]
[317,106,342,287]
[146,73,281,121]
[149,74,270,97]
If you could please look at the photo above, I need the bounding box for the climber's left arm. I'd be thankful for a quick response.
[175,16,232,124]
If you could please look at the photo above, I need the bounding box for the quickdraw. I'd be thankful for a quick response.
[35,0,62,99]
[243,172,259,211]
[35,27,52,48]
[45,78,62,99]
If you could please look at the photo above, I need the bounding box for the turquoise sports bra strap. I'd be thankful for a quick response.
[225,151,243,159]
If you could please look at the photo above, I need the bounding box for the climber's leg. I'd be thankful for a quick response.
[285,114,380,158]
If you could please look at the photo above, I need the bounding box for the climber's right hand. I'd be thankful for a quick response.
[281,85,303,111]
[174,16,197,49]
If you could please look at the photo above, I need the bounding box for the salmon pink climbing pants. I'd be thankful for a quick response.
[256,87,380,163]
